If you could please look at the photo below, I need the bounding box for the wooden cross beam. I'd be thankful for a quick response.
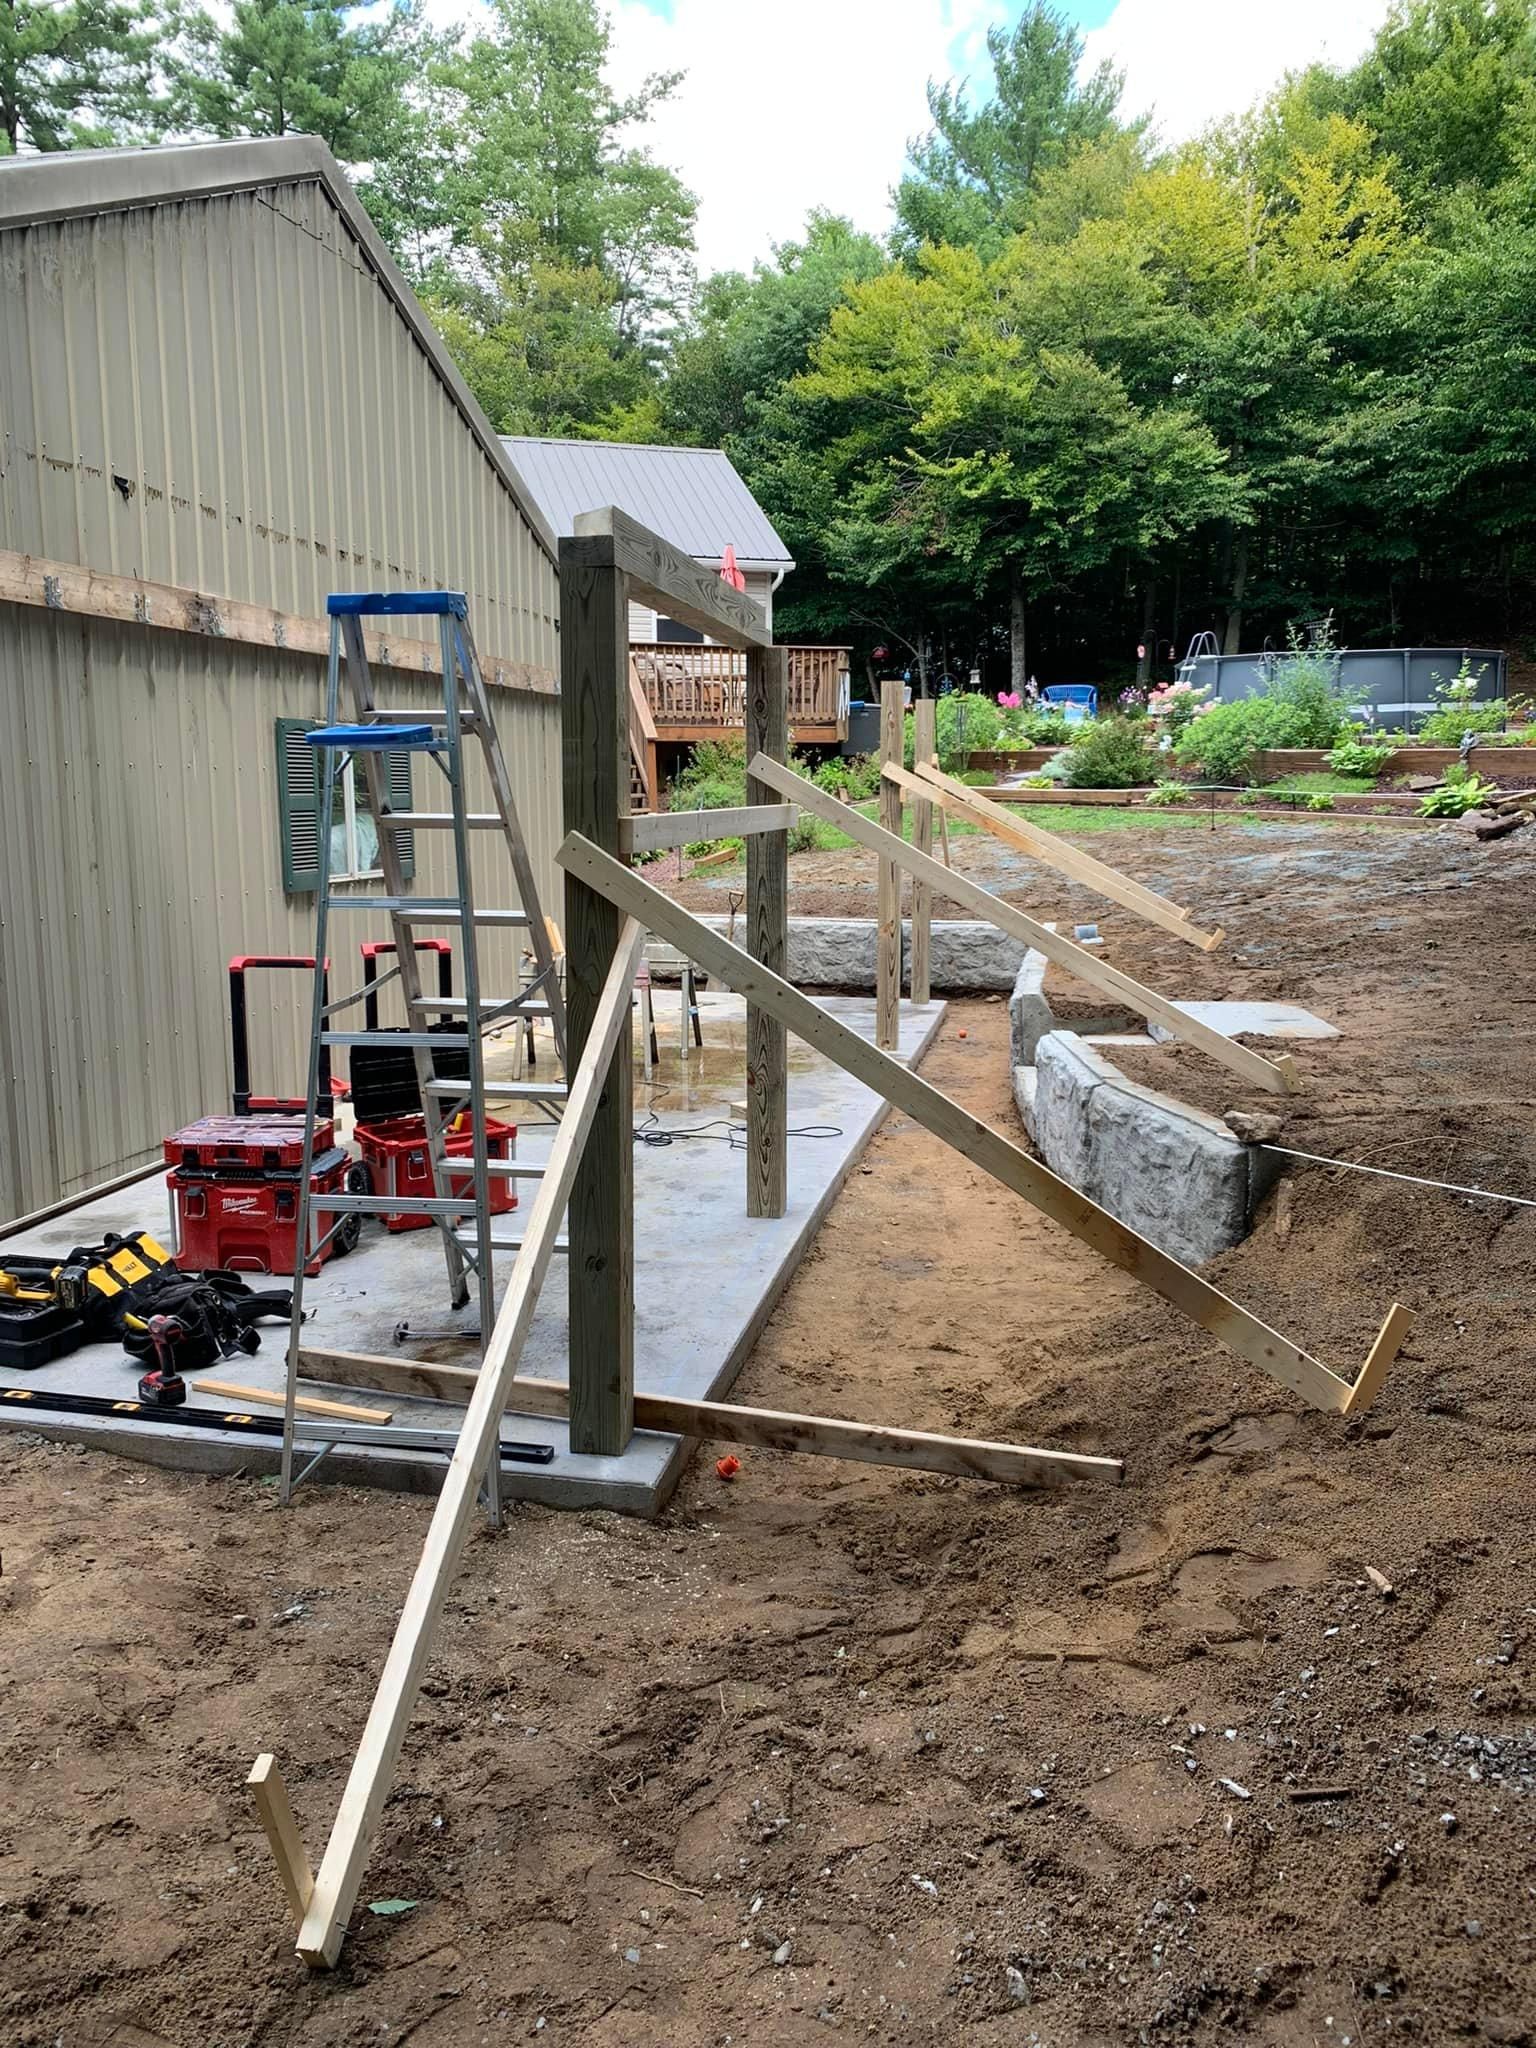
[293,1348,1123,1489]
[556,829,1412,1419]
[897,759,1226,951]
[751,755,1295,1096]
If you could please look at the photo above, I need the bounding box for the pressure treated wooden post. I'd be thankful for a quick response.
[745,645,788,1217]
[559,536,634,1455]
[876,678,905,1048]
[909,697,936,1004]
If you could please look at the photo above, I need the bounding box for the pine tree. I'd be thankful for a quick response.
[1,0,165,153]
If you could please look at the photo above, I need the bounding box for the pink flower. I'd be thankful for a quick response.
[996,691,1022,709]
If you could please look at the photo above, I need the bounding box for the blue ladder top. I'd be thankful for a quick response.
[327,590,468,619]
[306,723,436,750]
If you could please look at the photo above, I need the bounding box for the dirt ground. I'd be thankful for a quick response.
[5,817,1536,2047]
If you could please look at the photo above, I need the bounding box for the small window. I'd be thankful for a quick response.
[275,718,414,892]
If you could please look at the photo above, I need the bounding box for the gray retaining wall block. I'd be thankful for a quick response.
[1031,1031,1123,1194]
[1009,946,1055,1064]
[690,915,1025,992]
[1026,1028,1259,1264]
[1085,1079,1250,1266]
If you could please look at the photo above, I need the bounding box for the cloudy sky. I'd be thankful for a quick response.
[599,0,1395,275]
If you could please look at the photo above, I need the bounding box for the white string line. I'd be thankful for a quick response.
[1261,1145,1536,1211]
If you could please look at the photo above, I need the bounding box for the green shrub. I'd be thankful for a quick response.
[1305,792,1336,812]
[1417,661,1505,747]
[1234,786,1263,808]
[1172,696,1298,782]
[1419,766,1500,817]
[672,735,748,811]
[786,815,823,855]
[1265,645,1349,747]
[933,692,1002,771]
[1059,717,1154,789]
[811,753,881,801]
[1145,778,1192,807]
[1327,733,1395,777]
[1020,709,1071,746]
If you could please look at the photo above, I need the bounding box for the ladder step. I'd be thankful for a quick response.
[328,896,461,914]
[379,812,502,828]
[369,706,479,725]
[425,1079,568,1101]
[320,1030,472,1049]
[393,907,531,927]
[311,1193,476,1217]
[422,1153,547,1182]
[457,1228,568,1255]
[409,996,552,1019]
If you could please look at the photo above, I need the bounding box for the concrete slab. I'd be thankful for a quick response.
[1146,1000,1340,1044]
[0,993,946,1514]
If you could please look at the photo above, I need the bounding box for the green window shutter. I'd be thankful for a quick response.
[383,749,415,880]
[275,717,322,893]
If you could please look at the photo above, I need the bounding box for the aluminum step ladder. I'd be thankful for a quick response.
[278,592,568,1519]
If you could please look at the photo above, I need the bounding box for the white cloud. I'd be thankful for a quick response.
[425,1,1397,279]
[1082,0,1392,143]
[606,0,994,276]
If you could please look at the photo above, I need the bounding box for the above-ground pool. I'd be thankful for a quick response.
[1184,646,1507,730]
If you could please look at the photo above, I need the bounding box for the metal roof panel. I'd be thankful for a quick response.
[502,437,794,569]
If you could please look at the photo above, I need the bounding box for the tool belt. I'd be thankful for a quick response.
[119,1270,293,1373]
[0,1232,290,1372]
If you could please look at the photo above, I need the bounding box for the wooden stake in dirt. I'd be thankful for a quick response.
[899,759,1226,952]
[281,921,647,1971]
[910,699,938,1004]
[752,755,1297,1097]
[248,1755,314,1927]
[557,830,1413,1418]
[745,644,789,1218]
[877,679,905,1048]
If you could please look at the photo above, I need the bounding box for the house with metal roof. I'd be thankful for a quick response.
[502,437,793,640]
[0,137,562,1222]
[504,436,847,757]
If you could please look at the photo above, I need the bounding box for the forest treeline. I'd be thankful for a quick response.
[8,0,1536,685]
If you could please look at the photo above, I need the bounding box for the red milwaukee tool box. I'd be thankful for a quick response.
[164,1114,351,1277]
[164,1114,335,1174]
[353,1113,518,1233]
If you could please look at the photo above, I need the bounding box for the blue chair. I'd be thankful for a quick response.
[1042,684,1098,723]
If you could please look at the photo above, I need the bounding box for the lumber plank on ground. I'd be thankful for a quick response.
[557,829,1413,1418]
[750,755,1296,1096]
[295,1350,1122,1489]
[287,920,647,1971]
[191,1378,392,1425]
[897,759,1225,951]
[248,1755,314,1928]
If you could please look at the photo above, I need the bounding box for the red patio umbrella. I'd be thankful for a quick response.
[719,543,746,593]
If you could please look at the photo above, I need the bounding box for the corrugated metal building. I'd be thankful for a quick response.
[0,137,563,1222]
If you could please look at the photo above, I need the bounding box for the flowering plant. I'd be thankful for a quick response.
[1145,678,1211,739]
[996,690,1023,709]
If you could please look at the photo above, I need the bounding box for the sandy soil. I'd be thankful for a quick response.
[4,818,1536,2047]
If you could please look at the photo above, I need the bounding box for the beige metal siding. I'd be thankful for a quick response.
[0,175,562,1220]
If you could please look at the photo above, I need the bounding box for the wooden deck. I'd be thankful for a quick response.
[631,643,850,744]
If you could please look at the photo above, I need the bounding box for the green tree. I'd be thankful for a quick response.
[894,3,1126,254]
[168,0,422,160]
[1331,0,1536,213]
[1,0,165,152]
[421,0,695,431]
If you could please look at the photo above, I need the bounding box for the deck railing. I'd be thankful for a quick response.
[631,643,850,733]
